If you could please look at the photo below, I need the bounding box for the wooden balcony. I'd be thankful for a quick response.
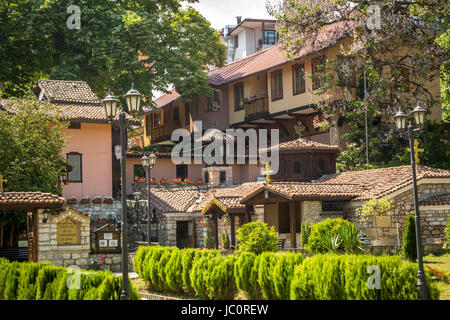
[151,123,181,142]
[244,97,269,117]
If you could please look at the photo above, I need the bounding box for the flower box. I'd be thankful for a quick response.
[172,177,182,184]
[67,198,77,205]
[150,178,158,184]
[161,178,170,184]
[136,177,146,183]
[80,199,91,205]
[103,198,114,204]
[195,178,204,184]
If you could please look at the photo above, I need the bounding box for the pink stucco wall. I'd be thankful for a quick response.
[62,123,112,198]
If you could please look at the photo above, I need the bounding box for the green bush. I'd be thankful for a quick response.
[290,254,439,300]
[4,262,21,300]
[402,215,417,261]
[146,246,166,291]
[165,249,183,293]
[257,252,277,300]
[204,232,215,249]
[306,218,357,254]
[446,218,450,248]
[234,252,262,299]
[272,253,304,300]
[222,231,231,250]
[157,248,177,291]
[181,249,198,295]
[300,222,312,247]
[236,222,278,255]
[190,255,212,298]
[206,255,237,299]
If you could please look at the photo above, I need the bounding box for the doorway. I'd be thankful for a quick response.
[176,221,189,249]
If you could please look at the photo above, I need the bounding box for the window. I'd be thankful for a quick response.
[67,153,82,182]
[134,165,145,182]
[68,122,81,129]
[293,161,302,175]
[271,70,283,101]
[312,56,326,90]
[176,165,188,180]
[220,171,227,184]
[293,63,306,95]
[321,201,345,216]
[317,159,327,176]
[234,83,245,111]
[234,35,239,48]
[207,89,221,111]
[263,30,279,45]
[337,56,357,88]
[173,107,180,122]
[153,112,162,127]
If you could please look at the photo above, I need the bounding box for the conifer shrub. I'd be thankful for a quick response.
[156,248,177,291]
[222,230,231,250]
[402,215,417,261]
[4,262,21,300]
[234,252,262,299]
[272,252,304,300]
[134,246,151,276]
[204,232,215,249]
[190,255,212,298]
[257,252,277,300]
[300,222,312,248]
[181,249,198,295]
[446,218,450,248]
[147,246,166,291]
[206,255,237,300]
[236,222,278,255]
[165,249,183,293]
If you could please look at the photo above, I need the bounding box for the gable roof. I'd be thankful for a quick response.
[208,20,355,86]
[37,79,100,104]
[153,89,181,110]
[0,192,66,210]
[262,137,341,154]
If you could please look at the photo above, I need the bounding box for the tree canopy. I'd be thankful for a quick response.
[268,0,449,169]
[0,0,226,102]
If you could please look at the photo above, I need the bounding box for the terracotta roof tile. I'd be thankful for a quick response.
[263,137,341,153]
[0,192,66,209]
[208,21,355,86]
[419,193,450,206]
[153,89,180,109]
[38,79,100,104]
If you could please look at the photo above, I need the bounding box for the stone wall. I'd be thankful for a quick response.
[346,182,450,247]
[64,201,122,222]
[202,166,233,187]
[159,212,204,248]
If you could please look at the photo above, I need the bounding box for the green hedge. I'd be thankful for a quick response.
[0,258,140,300]
[133,246,440,300]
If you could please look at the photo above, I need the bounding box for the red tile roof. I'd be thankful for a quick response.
[208,21,355,86]
[419,193,450,206]
[0,192,66,210]
[262,137,341,153]
[153,89,180,109]
[38,79,100,104]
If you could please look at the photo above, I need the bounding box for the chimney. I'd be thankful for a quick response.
[236,16,242,25]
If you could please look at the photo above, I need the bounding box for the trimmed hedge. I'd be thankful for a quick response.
[133,246,440,300]
[0,258,140,300]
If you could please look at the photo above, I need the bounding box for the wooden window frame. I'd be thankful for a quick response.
[207,89,221,112]
[337,56,357,88]
[234,82,245,111]
[271,69,283,102]
[67,152,83,183]
[292,63,306,95]
[312,55,326,90]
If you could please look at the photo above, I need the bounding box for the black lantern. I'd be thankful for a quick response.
[124,83,142,115]
[102,90,120,121]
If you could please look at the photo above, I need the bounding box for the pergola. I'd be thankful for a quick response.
[0,192,66,262]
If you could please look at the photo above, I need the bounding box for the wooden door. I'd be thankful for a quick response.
[188,220,196,248]
[26,211,38,262]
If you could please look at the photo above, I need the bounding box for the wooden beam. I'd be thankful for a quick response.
[213,210,219,250]
[289,201,297,249]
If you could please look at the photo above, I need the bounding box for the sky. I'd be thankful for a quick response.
[184,0,274,31]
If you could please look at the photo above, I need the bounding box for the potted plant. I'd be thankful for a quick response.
[161,177,170,185]
[261,91,266,97]
[92,196,102,204]
[172,177,182,184]
[67,197,77,205]
[150,177,158,184]
[222,215,231,227]
[137,177,146,183]
[196,178,204,184]
[184,177,193,184]
[103,196,114,204]
[200,218,208,229]
[80,196,91,205]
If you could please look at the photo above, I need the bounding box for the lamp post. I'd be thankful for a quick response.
[102,83,142,301]
[393,100,428,300]
[141,153,157,244]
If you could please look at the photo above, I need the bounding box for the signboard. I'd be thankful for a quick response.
[94,228,121,253]
[57,217,80,245]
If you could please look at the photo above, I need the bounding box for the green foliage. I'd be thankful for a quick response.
[0,0,226,103]
[402,215,418,261]
[181,249,198,295]
[221,230,231,250]
[165,249,183,293]
[446,218,450,248]
[306,219,359,254]
[157,248,177,292]
[206,255,237,300]
[356,197,392,225]
[234,252,262,299]
[257,252,277,300]
[272,253,304,300]
[236,222,279,255]
[190,255,213,299]
[0,259,139,300]
[290,254,439,300]
[300,222,312,248]
[204,232,215,249]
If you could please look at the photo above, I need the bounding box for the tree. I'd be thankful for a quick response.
[0,95,68,246]
[0,0,226,103]
[402,215,417,261]
[268,0,449,169]
[236,222,278,255]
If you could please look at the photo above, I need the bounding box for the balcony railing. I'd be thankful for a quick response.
[151,123,180,141]
[244,97,269,117]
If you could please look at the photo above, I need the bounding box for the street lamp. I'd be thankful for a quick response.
[393,100,428,300]
[141,153,157,245]
[102,84,142,301]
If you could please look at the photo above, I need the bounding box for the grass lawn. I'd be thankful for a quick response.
[424,253,450,300]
